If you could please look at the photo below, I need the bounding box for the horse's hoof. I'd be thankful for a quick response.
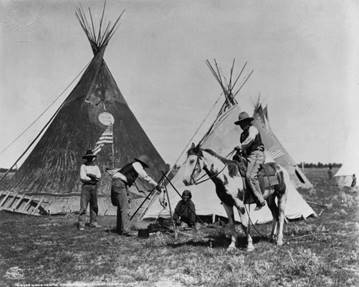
[226,245,236,252]
[247,245,255,252]
[276,240,283,246]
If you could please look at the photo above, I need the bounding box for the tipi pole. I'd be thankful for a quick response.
[139,95,220,220]
[129,187,156,221]
[163,184,177,239]
[169,95,222,172]
[161,172,182,198]
[111,124,115,168]
[0,62,89,157]
[233,69,254,97]
[161,171,203,224]
[129,172,167,221]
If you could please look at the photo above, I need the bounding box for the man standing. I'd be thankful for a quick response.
[107,155,160,235]
[234,112,266,210]
[351,174,357,188]
[78,150,102,230]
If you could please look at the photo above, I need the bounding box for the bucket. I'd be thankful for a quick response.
[138,228,149,238]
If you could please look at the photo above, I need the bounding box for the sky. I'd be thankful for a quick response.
[0,0,358,168]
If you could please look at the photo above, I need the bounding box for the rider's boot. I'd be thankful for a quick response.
[249,179,266,211]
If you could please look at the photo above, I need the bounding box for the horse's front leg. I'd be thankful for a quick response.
[228,186,254,251]
[222,203,237,251]
[237,206,254,251]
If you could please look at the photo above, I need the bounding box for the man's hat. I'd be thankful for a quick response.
[234,112,254,125]
[135,154,151,168]
[82,149,96,159]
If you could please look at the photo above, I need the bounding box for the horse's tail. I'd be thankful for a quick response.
[276,165,289,195]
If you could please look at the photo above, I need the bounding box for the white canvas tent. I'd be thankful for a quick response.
[334,136,359,187]
[142,60,316,224]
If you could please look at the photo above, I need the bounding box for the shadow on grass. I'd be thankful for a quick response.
[167,233,271,249]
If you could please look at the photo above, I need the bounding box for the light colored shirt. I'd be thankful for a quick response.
[112,162,157,187]
[80,164,101,182]
[240,126,259,148]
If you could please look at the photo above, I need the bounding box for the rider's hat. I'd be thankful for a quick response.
[234,112,254,125]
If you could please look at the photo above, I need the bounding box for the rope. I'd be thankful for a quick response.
[196,147,236,184]
[193,164,227,185]
[243,203,267,238]
[191,149,236,185]
[0,101,64,186]
[0,61,90,156]
[226,148,236,158]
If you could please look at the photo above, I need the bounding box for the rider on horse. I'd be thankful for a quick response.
[234,112,266,210]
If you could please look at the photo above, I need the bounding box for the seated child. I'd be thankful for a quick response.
[173,190,196,227]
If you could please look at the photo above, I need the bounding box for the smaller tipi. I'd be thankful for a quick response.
[252,103,313,189]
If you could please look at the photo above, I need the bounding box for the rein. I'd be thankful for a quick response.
[189,153,228,185]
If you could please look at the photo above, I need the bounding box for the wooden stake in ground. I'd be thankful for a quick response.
[163,185,178,239]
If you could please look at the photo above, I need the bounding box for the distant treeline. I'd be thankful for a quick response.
[298,163,342,168]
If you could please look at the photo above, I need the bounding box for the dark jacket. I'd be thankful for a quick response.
[119,162,139,186]
[173,199,196,226]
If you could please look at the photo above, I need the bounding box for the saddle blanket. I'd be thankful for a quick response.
[258,162,280,190]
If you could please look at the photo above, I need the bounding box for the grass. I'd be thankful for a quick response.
[0,168,358,286]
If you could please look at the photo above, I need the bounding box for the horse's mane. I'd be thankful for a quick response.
[202,148,242,177]
[202,148,234,165]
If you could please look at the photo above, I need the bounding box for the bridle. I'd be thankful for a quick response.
[188,148,227,185]
[189,154,204,185]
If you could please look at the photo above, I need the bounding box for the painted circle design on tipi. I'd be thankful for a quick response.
[98,112,115,126]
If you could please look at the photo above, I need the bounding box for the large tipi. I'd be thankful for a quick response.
[0,6,167,216]
[142,60,316,223]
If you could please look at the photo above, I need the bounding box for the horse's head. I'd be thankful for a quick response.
[182,143,204,186]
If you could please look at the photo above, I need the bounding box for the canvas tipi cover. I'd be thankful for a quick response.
[252,103,313,189]
[0,8,167,216]
[142,104,316,223]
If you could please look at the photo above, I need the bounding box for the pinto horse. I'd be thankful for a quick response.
[182,144,289,251]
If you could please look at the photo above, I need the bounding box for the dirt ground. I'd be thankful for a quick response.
[0,168,358,286]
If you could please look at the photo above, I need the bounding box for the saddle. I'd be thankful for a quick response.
[235,160,281,192]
